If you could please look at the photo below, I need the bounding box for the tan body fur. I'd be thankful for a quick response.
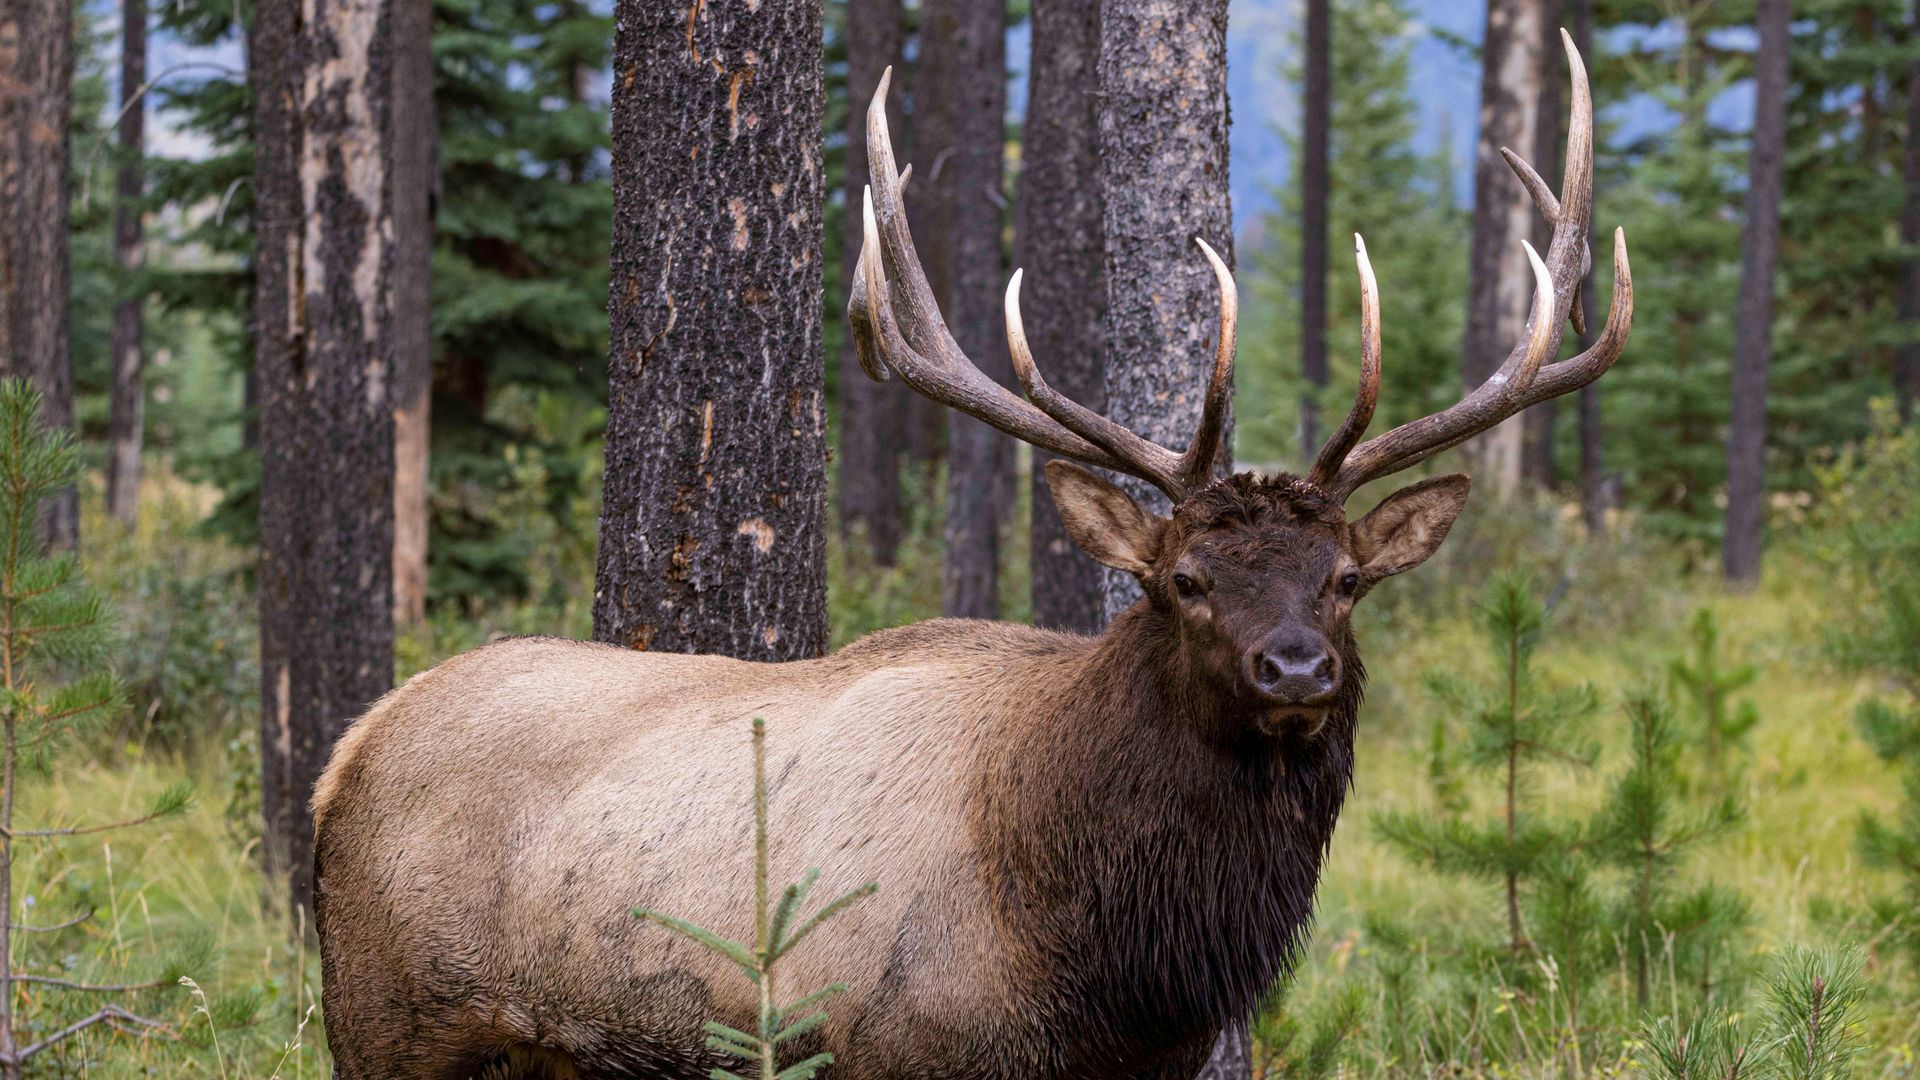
[315,618,1266,1080]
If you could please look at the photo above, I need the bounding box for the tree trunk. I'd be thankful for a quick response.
[1461,0,1546,497]
[1520,4,1563,489]
[390,0,434,626]
[838,0,907,566]
[0,0,78,548]
[1193,1026,1252,1080]
[1299,0,1329,461]
[920,0,1011,619]
[1022,0,1106,633]
[1098,0,1232,623]
[1723,0,1791,585]
[105,0,147,527]
[1897,0,1920,416]
[595,0,828,661]
[1572,0,1606,532]
[254,0,400,914]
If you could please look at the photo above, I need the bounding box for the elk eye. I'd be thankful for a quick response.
[1172,572,1200,598]
[1339,571,1361,596]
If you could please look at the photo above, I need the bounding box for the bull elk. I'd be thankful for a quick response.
[314,33,1630,1080]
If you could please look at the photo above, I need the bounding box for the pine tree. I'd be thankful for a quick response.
[105,0,148,526]
[1597,0,1744,548]
[833,0,909,569]
[1590,690,1746,1009]
[1021,0,1106,633]
[428,0,612,607]
[1373,574,1598,955]
[1248,983,1366,1080]
[0,380,191,1076]
[1462,0,1547,496]
[1831,414,1920,961]
[1669,607,1760,786]
[1775,0,1920,470]
[919,0,1012,620]
[1238,0,1467,473]
[632,719,876,1080]
[1637,946,1866,1080]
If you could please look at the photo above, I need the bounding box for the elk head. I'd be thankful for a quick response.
[849,32,1632,737]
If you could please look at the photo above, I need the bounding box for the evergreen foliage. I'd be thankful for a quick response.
[1669,608,1761,786]
[1636,946,1866,1080]
[0,380,193,1073]
[1594,1,1745,547]
[1237,0,1467,470]
[428,0,612,606]
[632,719,877,1080]
[1822,407,1920,961]
[1248,982,1367,1080]
[1373,574,1599,955]
[1590,690,1747,1008]
[141,0,611,607]
[1772,0,1919,481]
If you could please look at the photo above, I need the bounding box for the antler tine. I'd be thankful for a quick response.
[1499,147,1561,224]
[1308,234,1383,489]
[1319,31,1633,500]
[1175,238,1238,491]
[848,74,1146,479]
[1004,271,1184,496]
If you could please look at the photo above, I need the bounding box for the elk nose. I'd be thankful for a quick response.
[1248,631,1339,705]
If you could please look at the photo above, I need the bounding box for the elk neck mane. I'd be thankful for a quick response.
[965,536,1364,1045]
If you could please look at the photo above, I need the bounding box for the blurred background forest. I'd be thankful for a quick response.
[0,0,1919,1074]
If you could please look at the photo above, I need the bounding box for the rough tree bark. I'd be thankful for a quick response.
[105,0,147,526]
[838,0,907,566]
[1299,0,1329,460]
[1572,0,1607,531]
[1022,0,1106,633]
[1898,0,1920,416]
[390,0,434,625]
[1520,4,1563,488]
[254,0,400,914]
[1098,0,1233,625]
[1723,0,1791,585]
[0,0,78,547]
[1462,0,1546,497]
[1194,1029,1253,1080]
[919,0,1011,619]
[595,0,828,661]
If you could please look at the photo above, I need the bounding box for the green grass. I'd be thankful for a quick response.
[1277,558,1920,1076]
[20,466,1917,1077]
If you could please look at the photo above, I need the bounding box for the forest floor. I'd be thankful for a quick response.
[15,471,1917,1077]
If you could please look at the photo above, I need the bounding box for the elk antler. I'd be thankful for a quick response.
[1307,30,1634,501]
[848,68,1236,503]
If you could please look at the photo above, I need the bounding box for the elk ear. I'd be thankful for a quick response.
[1351,473,1471,579]
[1044,460,1165,577]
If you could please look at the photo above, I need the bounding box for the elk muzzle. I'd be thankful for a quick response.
[1246,626,1339,734]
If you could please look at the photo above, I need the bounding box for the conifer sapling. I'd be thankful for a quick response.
[633,718,877,1080]
[0,379,192,1077]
